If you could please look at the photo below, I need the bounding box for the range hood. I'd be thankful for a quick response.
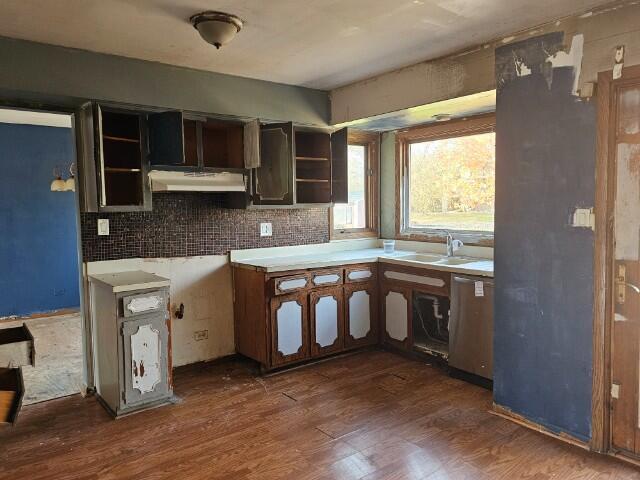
[148,170,246,193]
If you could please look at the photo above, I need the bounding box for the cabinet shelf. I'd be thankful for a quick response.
[103,135,140,144]
[105,167,142,173]
[296,156,328,162]
[296,178,329,183]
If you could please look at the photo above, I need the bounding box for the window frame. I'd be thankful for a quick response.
[330,130,380,239]
[395,113,496,247]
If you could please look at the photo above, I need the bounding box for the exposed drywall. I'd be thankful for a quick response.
[331,1,640,125]
[0,36,329,126]
[493,33,596,441]
[86,256,234,367]
[0,123,80,318]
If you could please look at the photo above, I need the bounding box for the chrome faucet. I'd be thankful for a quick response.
[445,231,463,257]
[445,231,454,257]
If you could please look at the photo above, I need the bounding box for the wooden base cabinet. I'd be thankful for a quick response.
[344,283,378,348]
[271,293,309,367]
[233,264,377,371]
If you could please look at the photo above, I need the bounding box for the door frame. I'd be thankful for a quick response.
[0,99,95,393]
[592,64,640,454]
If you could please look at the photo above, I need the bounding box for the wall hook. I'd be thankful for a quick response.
[175,303,185,319]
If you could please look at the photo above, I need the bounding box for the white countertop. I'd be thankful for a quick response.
[89,271,171,293]
[231,248,493,277]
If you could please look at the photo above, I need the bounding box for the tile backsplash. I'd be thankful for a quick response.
[81,193,329,262]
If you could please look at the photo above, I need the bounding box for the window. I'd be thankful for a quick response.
[331,131,379,238]
[397,114,495,244]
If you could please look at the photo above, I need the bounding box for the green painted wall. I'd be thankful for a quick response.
[0,36,329,125]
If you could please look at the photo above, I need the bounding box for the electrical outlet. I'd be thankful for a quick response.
[97,218,110,236]
[194,330,208,341]
[260,222,272,237]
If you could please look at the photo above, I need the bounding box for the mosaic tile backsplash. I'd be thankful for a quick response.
[81,193,330,262]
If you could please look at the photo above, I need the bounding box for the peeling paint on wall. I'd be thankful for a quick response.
[496,32,584,95]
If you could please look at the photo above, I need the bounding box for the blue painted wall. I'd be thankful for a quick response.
[0,122,80,317]
[493,34,595,441]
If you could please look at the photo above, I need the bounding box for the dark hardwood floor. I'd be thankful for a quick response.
[0,350,637,479]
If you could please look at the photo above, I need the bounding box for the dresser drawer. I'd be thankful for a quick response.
[0,367,24,424]
[310,269,343,288]
[272,274,311,296]
[345,264,377,284]
[121,290,168,318]
[0,324,35,368]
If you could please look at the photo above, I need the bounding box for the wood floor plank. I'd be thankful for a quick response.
[0,350,637,479]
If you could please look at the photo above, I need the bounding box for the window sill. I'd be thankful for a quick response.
[396,230,494,247]
[331,230,379,241]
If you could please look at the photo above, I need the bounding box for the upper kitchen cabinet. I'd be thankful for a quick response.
[148,113,256,173]
[251,122,295,206]
[247,124,348,208]
[94,104,152,212]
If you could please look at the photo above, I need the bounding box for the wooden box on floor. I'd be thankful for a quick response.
[0,323,34,424]
[0,368,25,424]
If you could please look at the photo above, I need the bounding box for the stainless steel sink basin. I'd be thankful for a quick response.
[433,257,476,265]
[397,253,444,263]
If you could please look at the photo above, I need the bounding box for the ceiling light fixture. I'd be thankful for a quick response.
[190,11,243,49]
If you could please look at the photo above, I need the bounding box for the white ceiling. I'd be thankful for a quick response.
[0,0,612,90]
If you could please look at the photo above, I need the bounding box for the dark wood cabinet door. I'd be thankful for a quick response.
[380,285,412,351]
[344,282,378,349]
[254,122,294,205]
[310,286,344,358]
[330,127,348,204]
[270,292,309,367]
[148,111,185,166]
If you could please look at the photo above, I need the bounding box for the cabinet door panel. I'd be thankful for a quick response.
[271,293,308,366]
[254,122,294,205]
[148,111,185,166]
[310,287,344,357]
[331,127,348,203]
[344,283,378,349]
[121,315,169,407]
[381,286,411,351]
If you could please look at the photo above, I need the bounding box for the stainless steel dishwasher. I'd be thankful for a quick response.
[448,274,494,380]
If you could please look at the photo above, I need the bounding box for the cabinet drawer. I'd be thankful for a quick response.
[0,324,35,368]
[0,367,24,424]
[380,264,449,296]
[121,290,167,318]
[310,269,343,288]
[272,274,310,296]
[345,264,377,284]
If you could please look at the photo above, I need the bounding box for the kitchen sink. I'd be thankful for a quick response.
[433,257,476,266]
[397,253,444,263]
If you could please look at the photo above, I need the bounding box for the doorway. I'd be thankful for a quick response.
[0,108,84,405]
[593,65,640,459]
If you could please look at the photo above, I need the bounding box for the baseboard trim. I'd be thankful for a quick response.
[491,404,589,451]
[0,308,80,324]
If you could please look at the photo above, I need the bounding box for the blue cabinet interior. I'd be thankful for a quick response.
[0,122,80,318]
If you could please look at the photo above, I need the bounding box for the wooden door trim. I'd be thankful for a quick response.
[592,63,640,453]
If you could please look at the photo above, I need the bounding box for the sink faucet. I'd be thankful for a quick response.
[445,231,463,257]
